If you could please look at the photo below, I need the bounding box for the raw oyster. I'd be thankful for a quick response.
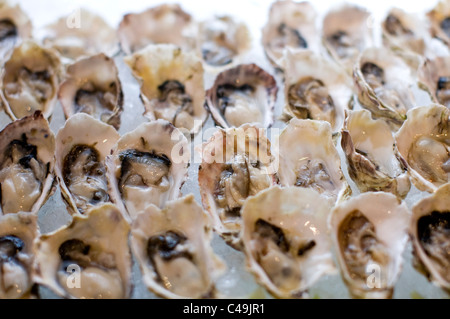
[0,112,55,215]
[410,183,450,292]
[277,119,350,203]
[353,47,416,130]
[261,0,319,71]
[418,56,450,108]
[341,109,411,199]
[427,0,450,47]
[0,40,62,121]
[241,186,336,299]
[40,8,118,62]
[33,203,132,299]
[0,212,38,298]
[58,53,124,130]
[395,104,450,193]
[329,192,410,299]
[130,195,226,299]
[205,63,278,128]
[281,49,353,133]
[124,44,207,135]
[198,124,277,249]
[106,119,190,222]
[55,113,120,215]
[118,3,197,56]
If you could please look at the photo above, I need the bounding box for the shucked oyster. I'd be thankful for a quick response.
[58,53,124,130]
[241,186,336,299]
[410,183,450,292]
[341,110,411,199]
[395,104,450,193]
[427,0,450,47]
[33,203,132,299]
[198,125,277,249]
[0,112,55,215]
[55,113,120,215]
[329,192,410,299]
[205,63,278,128]
[130,195,226,299]
[261,0,319,71]
[106,120,190,222]
[418,56,450,108]
[0,40,62,121]
[124,44,207,135]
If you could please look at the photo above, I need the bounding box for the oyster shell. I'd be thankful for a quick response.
[329,192,411,299]
[0,40,62,121]
[410,183,450,292]
[395,104,450,193]
[418,56,450,108]
[281,49,353,133]
[33,203,132,299]
[118,3,197,56]
[106,119,190,222]
[58,53,124,130]
[277,119,350,203]
[124,44,207,135]
[205,63,278,128]
[0,212,38,298]
[261,0,319,71]
[198,124,277,249]
[55,113,120,215]
[130,194,226,299]
[341,109,411,199]
[241,186,336,299]
[0,112,55,215]
[427,0,450,47]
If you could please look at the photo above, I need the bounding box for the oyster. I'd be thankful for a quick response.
[58,53,124,130]
[118,3,197,56]
[0,40,62,121]
[427,0,450,47]
[0,212,38,298]
[33,203,132,299]
[281,49,353,133]
[418,56,450,108]
[341,109,411,199]
[55,113,120,215]
[261,0,319,71]
[106,119,190,222]
[124,44,207,135]
[130,194,226,299]
[329,192,411,299]
[40,8,118,62]
[241,186,336,299]
[277,119,350,203]
[410,183,450,292]
[353,47,416,130]
[198,124,277,249]
[205,63,278,128]
[395,104,450,193]
[0,112,55,215]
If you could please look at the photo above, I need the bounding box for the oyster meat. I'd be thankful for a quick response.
[427,0,450,47]
[418,56,450,108]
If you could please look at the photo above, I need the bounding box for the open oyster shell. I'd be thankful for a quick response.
[58,53,124,130]
[329,192,411,299]
[130,194,226,299]
[395,104,450,193]
[0,40,62,121]
[418,56,450,108]
[0,212,38,299]
[427,0,450,47]
[205,63,278,129]
[261,0,319,72]
[106,119,190,222]
[124,44,207,135]
[277,119,350,203]
[198,124,277,249]
[33,203,132,299]
[410,183,450,292]
[0,112,55,215]
[341,109,411,199]
[55,113,120,215]
[118,3,197,56]
[281,49,353,133]
[241,186,336,299]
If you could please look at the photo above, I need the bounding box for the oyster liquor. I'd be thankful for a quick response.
[183,303,264,316]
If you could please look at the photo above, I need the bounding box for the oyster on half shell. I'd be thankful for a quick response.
[418,56,450,108]
[427,0,450,47]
